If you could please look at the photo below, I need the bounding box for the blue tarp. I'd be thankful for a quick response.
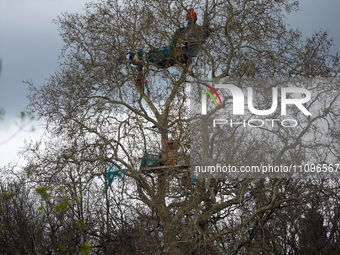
[140,152,163,168]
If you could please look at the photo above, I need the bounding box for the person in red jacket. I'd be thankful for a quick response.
[186,7,197,25]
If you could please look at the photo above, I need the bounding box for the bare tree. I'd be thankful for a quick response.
[22,0,339,254]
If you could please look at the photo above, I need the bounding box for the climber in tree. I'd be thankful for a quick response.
[186,7,197,26]
[135,48,144,86]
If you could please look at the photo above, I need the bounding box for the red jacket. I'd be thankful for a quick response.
[186,8,197,22]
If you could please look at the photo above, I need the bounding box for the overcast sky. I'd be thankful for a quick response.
[0,0,339,167]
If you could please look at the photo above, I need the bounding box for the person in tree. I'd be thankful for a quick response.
[136,62,144,86]
[135,48,144,86]
[186,7,197,26]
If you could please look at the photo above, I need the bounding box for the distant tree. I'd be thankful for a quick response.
[0,180,39,254]
[0,109,35,147]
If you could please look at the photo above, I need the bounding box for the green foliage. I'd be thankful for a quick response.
[1,192,15,200]
[37,206,44,211]
[33,225,43,245]
[35,187,48,195]
[25,164,37,176]
[54,190,70,212]
[80,242,92,255]
[54,200,68,212]
[35,186,52,198]
[75,220,89,232]
[76,220,85,228]
[58,245,67,252]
